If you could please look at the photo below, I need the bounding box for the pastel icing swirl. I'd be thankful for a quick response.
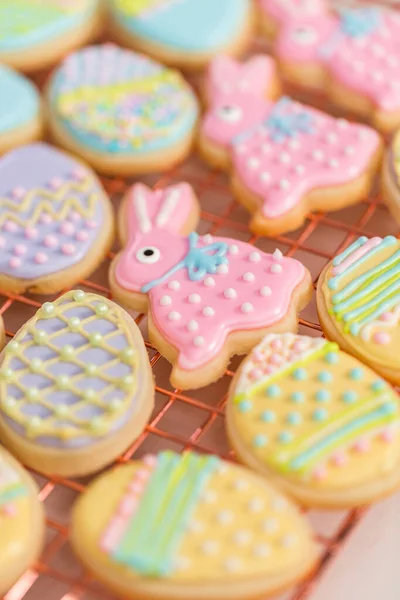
[48,44,199,154]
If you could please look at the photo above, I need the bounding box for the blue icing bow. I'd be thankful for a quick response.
[265,97,314,143]
[141,232,229,293]
[340,7,382,38]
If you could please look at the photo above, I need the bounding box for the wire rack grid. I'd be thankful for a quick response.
[1,12,399,600]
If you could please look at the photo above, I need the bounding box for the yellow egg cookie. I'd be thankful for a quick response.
[71,450,317,600]
[0,290,154,477]
[317,236,400,385]
[0,448,44,596]
[227,334,400,508]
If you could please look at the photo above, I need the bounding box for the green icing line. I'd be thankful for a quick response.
[0,483,26,506]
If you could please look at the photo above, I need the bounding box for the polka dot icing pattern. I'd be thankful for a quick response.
[114,183,308,371]
[83,451,315,582]
[202,55,380,219]
[320,235,400,370]
[0,290,140,449]
[229,334,400,492]
[48,44,199,155]
[109,0,250,53]
[0,0,97,52]
[0,65,40,134]
[0,143,106,280]
[265,2,400,113]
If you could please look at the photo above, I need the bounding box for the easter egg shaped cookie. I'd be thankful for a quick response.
[108,0,253,71]
[0,448,44,596]
[227,333,400,508]
[317,236,400,385]
[0,65,42,155]
[0,142,114,295]
[71,450,317,600]
[0,0,101,72]
[0,291,154,477]
[46,44,199,176]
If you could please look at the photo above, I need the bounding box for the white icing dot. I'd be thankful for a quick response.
[372,71,384,82]
[262,518,278,533]
[168,311,181,321]
[288,139,300,150]
[203,234,213,243]
[233,479,248,491]
[241,302,254,313]
[160,295,172,306]
[230,244,239,255]
[217,510,233,524]
[189,293,201,304]
[233,530,251,545]
[344,146,355,155]
[201,490,217,503]
[329,158,339,168]
[279,179,290,190]
[260,171,271,183]
[201,540,219,555]
[193,336,205,347]
[248,157,260,169]
[217,264,229,274]
[260,286,272,296]
[281,534,296,548]
[312,149,324,161]
[327,132,337,144]
[270,263,283,274]
[249,251,261,262]
[337,119,349,129]
[295,164,305,175]
[273,248,283,261]
[224,288,237,299]
[187,520,203,533]
[253,544,271,558]
[243,272,255,282]
[279,152,291,164]
[248,498,264,512]
[224,557,242,572]
[168,280,180,291]
[204,276,215,287]
[187,320,199,332]
[271,497,287,511]
[203,306,215,317]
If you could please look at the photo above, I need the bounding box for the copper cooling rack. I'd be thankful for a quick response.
[2,9,399,600]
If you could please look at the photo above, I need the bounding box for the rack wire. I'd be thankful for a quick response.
[2,7,399,600]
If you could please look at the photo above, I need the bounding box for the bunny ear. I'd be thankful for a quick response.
[239,55,277,95]
[126,183,153,237]
[207,55,239,100]
[153,183,199,234]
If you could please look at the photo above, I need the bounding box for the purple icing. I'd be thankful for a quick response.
[3,297,139,449]
[0,142,105,279]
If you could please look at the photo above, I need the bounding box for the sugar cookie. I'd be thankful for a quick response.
[108,0,254,71]
[110,182,312,390]
[71,450,317,600]
[46,44,199,176]
[0,143,114,295]
[0,0,101,73]
[0,290,154,477]
[199,55,382,237]
[0,65,43,155]
[317,236,400,386]
[227,333,400,508]
[382,130,400,224]
[0,448,44,596]
[260,1,400,133]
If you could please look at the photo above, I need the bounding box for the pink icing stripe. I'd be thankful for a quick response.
[331,237,382,276]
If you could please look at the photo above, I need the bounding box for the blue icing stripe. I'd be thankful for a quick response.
[0,1,97,52]
[0,65,40,134]
[111,0,250,53]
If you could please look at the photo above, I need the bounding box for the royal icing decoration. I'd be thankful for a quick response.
[0,65,40,135]
[114,183,308,371]
[98,450,313,579]
[389,130,400,185]
[48,44,198,155]
[0,454,26,516]
[0,0,96,52]
[202,55,380,220]
[231,334,400,487]
[0,291,140,448]
[263,1,400,113]
[109,0,250,53]
[0,143,107,280]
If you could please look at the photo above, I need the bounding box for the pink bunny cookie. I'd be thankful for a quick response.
[110,182,312,389]
[199,54,382,237]
[258,0,326,39]
[260,1,400,132]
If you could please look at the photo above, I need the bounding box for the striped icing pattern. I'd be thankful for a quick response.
[0,457,26,508]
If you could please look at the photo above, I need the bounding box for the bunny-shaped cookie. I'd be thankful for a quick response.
[110,183,312,389]
[260,1,400,132]
[199,54,382,237]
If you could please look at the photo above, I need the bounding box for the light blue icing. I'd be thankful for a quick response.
[111,0,250,53]
[340,7,382,39]
[0,65,40,134]
[0,1,97,52]
[49,44,199,155]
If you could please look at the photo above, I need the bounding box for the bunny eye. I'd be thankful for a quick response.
[217,105,242,123]
[292,26,317,45]
[136,246,161,264]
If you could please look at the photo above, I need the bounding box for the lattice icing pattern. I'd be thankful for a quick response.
[49,44,199,154]
[0,454,26,513]
[0,143,105,280]
[232,334,400,486]
[0,291,140,449]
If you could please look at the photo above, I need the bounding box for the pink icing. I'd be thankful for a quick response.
[331,237,382,276]
[265,1,400,111]
[373,331,391,345]
[202,55,380,219]
[115,183,307,371]
[260,0,327,24]
[24,226,38,239]
[35,252,48,264]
